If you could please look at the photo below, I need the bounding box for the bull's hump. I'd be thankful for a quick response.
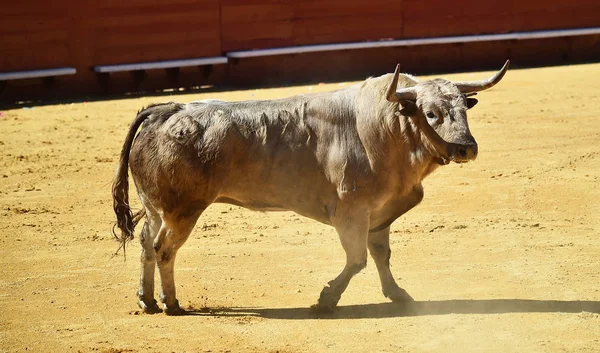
[188,99,226,105]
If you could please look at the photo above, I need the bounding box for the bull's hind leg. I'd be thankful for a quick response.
[367,226,413,303]
[313,208,370,312]
[154,211,202,315]
[137,203,163,313]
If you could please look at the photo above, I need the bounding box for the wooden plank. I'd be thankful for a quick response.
[226,28,600,58]
[515,10,600,31]
[513,0,599,12]
[293,0,403,19]
[95,0,217,9]
[93,30,220,52]
[1,50,70,72]
[292,14,403,45]
[65,1,94,89]
[93,22,219,40]
[403,0,511,37]
[404,0,510,17]
[0,67,76,81]
[513,12,600,32]
[221,20,293,51]
[220,0,290,5]
[89,3,221,65]
[94,57,227,73]
[512,0,600,32]
[221,2,293,51]
[290,1,403,45]
[1,29,68,47]
[1,1,69,16]
[93,34,221,64]
[0,0,71,71]
[221,1,404,50]
[89,10,218,30]
[0,17,68,33]
[93,2,219,19]
[221,3,292,24]
[0,30,70,71]
[404,15,512,38]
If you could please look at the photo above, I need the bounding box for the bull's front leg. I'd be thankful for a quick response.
[368,226,413,303]
[312,206,369,313]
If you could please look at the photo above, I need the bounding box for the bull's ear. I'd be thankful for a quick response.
[399,100,418,116]
[466,98,478,109]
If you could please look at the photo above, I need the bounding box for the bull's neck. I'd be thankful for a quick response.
[355,107,440,193]
[349,82,441,189]
[353,74,442,189]
[396,112,441,180]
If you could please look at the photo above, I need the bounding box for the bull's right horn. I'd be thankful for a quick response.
[455,60,510,93]
[386,64,417,102]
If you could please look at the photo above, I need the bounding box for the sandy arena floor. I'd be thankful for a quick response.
[1,63,599,353]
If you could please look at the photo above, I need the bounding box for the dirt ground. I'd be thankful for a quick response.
[1,63,599,353]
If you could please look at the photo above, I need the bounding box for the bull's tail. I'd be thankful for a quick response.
[112,102,184,257]
[112,103,181,257]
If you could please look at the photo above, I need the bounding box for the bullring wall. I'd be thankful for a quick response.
[1,0,599,102]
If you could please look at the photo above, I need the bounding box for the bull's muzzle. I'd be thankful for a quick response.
[455,143,478,162]
[415,116,479,163]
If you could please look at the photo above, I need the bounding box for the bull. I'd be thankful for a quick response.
[112,61,509,314]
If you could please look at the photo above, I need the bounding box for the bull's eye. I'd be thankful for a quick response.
[426,111,437,121]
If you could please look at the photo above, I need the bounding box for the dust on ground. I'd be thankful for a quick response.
[1,64,599,353]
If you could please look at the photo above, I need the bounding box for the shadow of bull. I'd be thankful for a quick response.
[184,299,600,320]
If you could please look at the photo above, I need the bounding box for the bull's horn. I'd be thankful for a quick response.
[386,64,417,102]
[455,60,510,94]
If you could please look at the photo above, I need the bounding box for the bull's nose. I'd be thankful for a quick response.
[458,144,477,160]
[458,144,478,160]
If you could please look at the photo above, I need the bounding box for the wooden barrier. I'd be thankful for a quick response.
[220,0,403,51]
[1,0,599,102]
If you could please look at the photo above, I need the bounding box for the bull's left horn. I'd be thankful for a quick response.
[455,60,510,94]
[386,64,417,102]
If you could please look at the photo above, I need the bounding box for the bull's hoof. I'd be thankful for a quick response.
[137,299,162,314]
[164,306,186,316]
[384,286,414,303]
[162,301,186,316]
[310,302,336,314]
[312,286,341,313]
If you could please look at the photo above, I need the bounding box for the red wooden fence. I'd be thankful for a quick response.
[1,0,599,102]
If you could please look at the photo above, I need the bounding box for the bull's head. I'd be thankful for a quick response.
[386,60,509,164]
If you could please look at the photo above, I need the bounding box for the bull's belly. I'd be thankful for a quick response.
[214,196,288,212]
[214,193,333,225]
